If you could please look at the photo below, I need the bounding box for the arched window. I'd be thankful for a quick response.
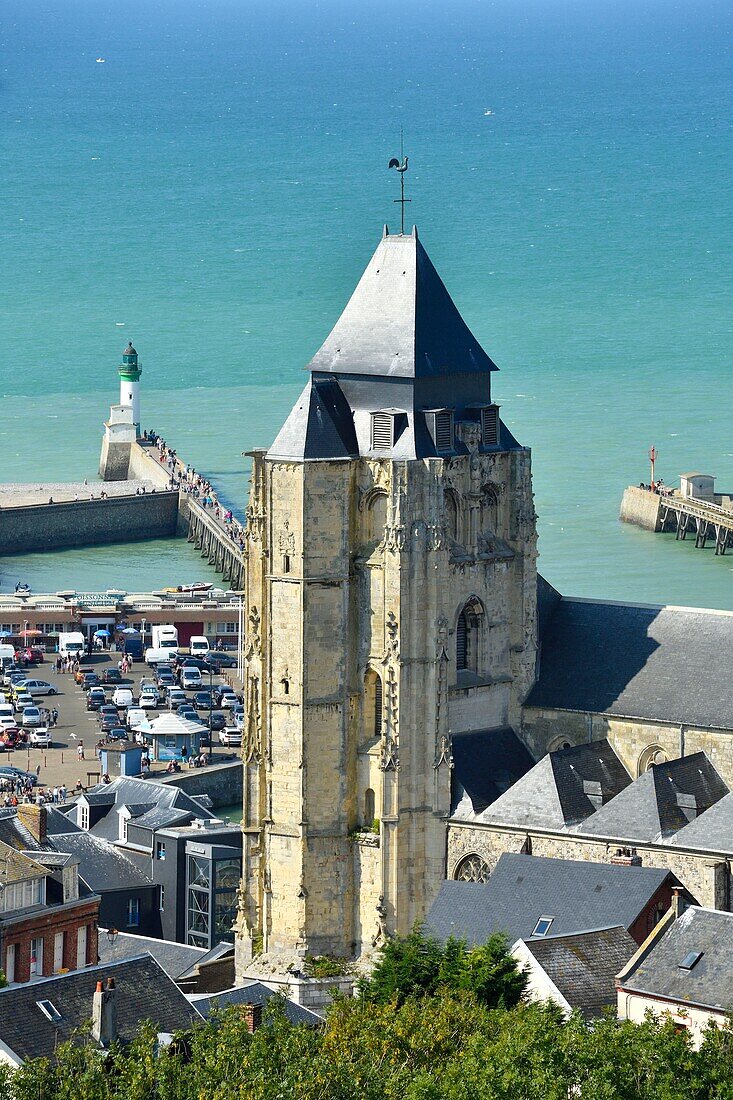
[456,597,484,674]
[481,484,499,533]
[638,745,668,776]
[364,788,375,827]
[367,493,388,543]
[454,854,490,883]
[364,669,383,739]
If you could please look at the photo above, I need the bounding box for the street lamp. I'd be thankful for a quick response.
[105,928,119,947]
[208,664,214,763]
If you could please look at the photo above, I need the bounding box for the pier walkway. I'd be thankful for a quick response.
[140,438,246,589]
[620,485,733,557]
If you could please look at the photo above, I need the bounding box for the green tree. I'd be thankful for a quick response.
[359,925,527,1009]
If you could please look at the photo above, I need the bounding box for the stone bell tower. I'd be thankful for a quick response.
[235,226,537,970]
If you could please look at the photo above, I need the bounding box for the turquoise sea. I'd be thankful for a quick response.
[1,0,732,606]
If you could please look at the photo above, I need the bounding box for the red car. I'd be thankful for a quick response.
[15,647,44,665]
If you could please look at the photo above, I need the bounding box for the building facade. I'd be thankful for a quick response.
[236,227,538,965]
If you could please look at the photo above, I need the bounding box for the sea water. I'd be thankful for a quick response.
[1,0,732,606]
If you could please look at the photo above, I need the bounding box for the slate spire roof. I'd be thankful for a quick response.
[307,227,499,380]
[268,228,518,462]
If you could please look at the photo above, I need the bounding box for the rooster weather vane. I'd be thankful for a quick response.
[388,140,410,235]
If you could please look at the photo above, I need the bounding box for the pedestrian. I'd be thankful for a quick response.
[59,784,67,803]
[52,786,58,804]
[77,742,84,761]
[35,763,41,779]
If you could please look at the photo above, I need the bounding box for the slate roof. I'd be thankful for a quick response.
[307,229,498,381]
[65,776,213,839]
[47,831,156,892]
[426,853,674,948]
[451,728,535,817]
[0,806,80,852]
[519,925,637,1019]
[528,597,733,729]
[0,841,48,886]
[458,739,631,830]
[575,752,728,843]
[0,955,202,1064]
[97,931,209,981]
[192,982,323,1027]
[620,906,733,1012]
[269,229,521,463]
[667,792,733,851]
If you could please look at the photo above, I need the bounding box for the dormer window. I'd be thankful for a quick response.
[481,405,500,447]
[424,409,454,454]
[371,412,395,451]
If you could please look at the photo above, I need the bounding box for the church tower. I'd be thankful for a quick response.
[236,226,537,967]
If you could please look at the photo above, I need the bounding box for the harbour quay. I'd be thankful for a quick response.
[0,588,243,653]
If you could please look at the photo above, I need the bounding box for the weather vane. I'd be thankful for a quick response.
[388,131,410,235]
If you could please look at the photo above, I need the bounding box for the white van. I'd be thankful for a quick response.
[112,688,134,709]
[59,631,86,657]
[0,645,16,668]
[189,635,210,658]
[145,647,172,666]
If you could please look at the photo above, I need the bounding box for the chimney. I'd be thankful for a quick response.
[672,886,686,918]
[17,803,47,843]
[91,977,118,1047]
[243,1002,263,1033]
[610,847,642,867]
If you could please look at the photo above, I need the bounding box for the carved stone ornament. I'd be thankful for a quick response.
[386,611,399,657]
[244,605,261,659]
[433,734,454,770]
[244,675,262,764]
[278,519,296,554]
[372,894,389,947]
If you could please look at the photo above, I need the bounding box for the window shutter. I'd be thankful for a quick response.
[456,613,468,671]
[371,413,393,450]
[434,411,453,452]
[481,405,499,446]
[374,675,383,735]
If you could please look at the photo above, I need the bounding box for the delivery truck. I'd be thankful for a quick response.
[59,631,86,658]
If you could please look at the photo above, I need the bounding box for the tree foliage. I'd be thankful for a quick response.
[358,925,528,1009]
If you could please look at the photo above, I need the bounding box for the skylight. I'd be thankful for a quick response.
[36,999,62,1022]
[679,951,704,971]
[532,916,554,937]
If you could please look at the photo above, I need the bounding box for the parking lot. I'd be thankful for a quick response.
[2,651,242,795]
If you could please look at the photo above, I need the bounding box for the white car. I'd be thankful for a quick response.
[219,692,239,710]
[14,693,34,713]
[139,691,158,710]
[219,728,242,747]
[112,688,134,709]
[0,704,15,721]
[0,715,18,732]
[180,667,202,690]
[16,679,57,697]
[126,707,147,730]
[21,706,44,729]
[28,730,51,747]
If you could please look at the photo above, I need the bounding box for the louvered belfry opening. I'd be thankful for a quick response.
[434,410,453,452]
[374,674,383,736]
[456,612,468,671]
[371,412,393,450]
[481,405,499,446]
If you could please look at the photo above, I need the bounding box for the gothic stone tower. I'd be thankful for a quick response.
[236,226,537,967]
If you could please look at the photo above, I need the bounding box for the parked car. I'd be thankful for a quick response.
[209,711,227,733]
[112,688,134,709]
[28,730,52,747]
[139,691,158,710]
[3,666,27,687]
[74,667,95,685]
[180,667,202,691]
[15,678,57,697]
[126,707,147,730]
[102,668,123,685]
[100,712,121,733]
[206,652,238,670]
[155,670,176,689]
[219,728,242,747]
[166,688,187,709]
[106,726,128,741]
[218,691,239,710]
[174,656,211,672]
[0,715,18,732]
[177,704,199,720]
[0,766,37,787]
[81,672,101,689]
[13,693,34,713]
[21,707,44,729]
[86,688,107,711]
[193,690,215,710]
[98,704,118,723]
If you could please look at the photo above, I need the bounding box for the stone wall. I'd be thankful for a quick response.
[447,822,732,911]
[156,760,243,809]
[619,485,663,531]
[0,492,179,553]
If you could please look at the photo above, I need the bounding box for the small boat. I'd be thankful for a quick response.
[96,57,106,63]
[163,583,214,595]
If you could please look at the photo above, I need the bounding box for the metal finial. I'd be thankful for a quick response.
[388,132,411,235]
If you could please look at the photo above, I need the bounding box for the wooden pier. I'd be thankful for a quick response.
[186,497,245,588]
[620,485,733,557]
[658,494,733,556]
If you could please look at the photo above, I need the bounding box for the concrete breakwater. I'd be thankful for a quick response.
[0,488,179,554]
[619,485,664,531]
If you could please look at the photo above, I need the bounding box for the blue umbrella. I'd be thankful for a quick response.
[121,627,138,634]
[0,631,12,638]
[94,629,111,637]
